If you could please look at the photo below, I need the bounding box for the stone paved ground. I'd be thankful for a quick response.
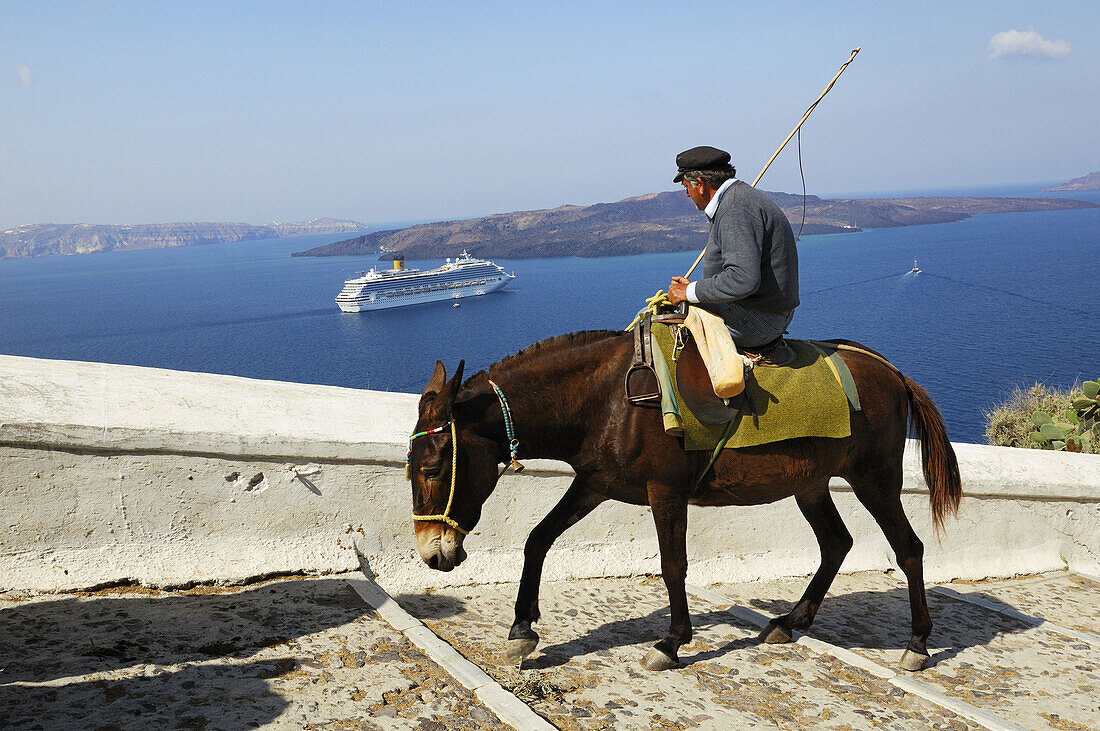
[0,575,507,730]
[2,571,1098,729]
[949,572,1100,635]
[396,576,982,730]
[714,571,1100,730]
[396,571,1099,730]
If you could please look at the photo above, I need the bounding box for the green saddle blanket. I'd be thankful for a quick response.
[650,325,856,450]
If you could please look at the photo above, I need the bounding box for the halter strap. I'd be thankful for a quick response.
[405,380,523,535]
[408,420,468,535]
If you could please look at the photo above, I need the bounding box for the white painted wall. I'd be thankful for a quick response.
[2,354,1098,596]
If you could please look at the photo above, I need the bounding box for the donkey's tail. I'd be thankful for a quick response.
[903,374,962,534]
[809,339,962,532]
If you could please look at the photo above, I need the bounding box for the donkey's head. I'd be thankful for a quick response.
[408,360,507,571]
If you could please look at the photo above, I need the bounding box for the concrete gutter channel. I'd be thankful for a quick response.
[2,355,1099,728]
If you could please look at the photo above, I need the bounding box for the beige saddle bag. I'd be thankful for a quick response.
[682,307,745,398]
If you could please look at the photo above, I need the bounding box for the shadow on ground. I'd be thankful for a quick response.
[0,578,367,728]
[399,582,1027,672]
[745,585,1032,667]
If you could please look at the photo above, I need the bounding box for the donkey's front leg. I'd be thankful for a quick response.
[507,477,604,664]
[642,487,691,671]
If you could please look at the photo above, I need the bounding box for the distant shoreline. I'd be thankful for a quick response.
[0,218,367,260]
[292,191,1098,261]
[5,184,1097,261]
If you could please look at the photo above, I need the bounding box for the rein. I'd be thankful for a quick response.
[489,379,525,476]
[406,380,524,535]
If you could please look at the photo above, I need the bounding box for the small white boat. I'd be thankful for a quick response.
[909,260,921,274]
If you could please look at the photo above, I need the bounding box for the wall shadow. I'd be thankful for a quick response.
[0,577,368,728]
[1,660,288,729]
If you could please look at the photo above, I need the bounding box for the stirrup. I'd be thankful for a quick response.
[625,311,662,406]
[625,363,662,405]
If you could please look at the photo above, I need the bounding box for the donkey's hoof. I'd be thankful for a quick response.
[899,649,930,672]
[640,647,679,671]
[505,638,539,665]
[759,622,793,644]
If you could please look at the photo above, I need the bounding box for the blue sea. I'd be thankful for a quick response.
[2,185,1098,444]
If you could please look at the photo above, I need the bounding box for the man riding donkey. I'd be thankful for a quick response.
[407,140,960,677]
[407,52,958,675]
[666,146,799,352]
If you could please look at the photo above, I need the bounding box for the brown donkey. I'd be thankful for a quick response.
[407,331,961,672]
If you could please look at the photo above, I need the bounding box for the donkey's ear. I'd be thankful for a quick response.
[419,360,447,414]
[423,360,447,399]
[443,360,466,402]
[454,370,493,410]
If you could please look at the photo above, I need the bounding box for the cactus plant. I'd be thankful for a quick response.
[1030,379,1100,452]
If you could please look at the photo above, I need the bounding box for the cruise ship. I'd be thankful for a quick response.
[336,251,515,312]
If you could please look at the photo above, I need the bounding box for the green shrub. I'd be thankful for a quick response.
[984,381,1100,454]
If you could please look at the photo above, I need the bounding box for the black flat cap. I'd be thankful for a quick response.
[673,146,731,182]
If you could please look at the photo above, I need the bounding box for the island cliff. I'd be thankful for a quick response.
[1043,171,1100,192]
[291,191,1095,260]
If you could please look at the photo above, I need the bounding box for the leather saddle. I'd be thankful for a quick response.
[675,328,744,424]
[678,333,795,424]
[625,306,744,424]
[626,304,795,425]
[744,336,795,368]
[624,303,691,407]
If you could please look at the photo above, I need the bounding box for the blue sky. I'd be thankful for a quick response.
[2,1,1096,229]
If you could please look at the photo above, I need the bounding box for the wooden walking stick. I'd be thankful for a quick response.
[682,47,860,279]
[626,48,860,331]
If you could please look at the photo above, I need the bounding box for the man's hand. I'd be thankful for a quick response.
[668,276,691,305]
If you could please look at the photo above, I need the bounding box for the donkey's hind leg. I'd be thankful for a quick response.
[848,467,933,671]
[761,479,853,644]
[642,484,692,671]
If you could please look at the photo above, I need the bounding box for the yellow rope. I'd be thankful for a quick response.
[624,290,673,331]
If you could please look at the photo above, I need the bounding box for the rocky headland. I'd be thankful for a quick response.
[1,218,366,259]
[292,191,1096,260]
[1043,171,1100,192]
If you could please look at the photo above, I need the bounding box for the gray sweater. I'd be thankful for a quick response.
[694,181,800,317]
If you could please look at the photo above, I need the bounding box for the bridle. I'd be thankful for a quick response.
[406,379,524,535]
